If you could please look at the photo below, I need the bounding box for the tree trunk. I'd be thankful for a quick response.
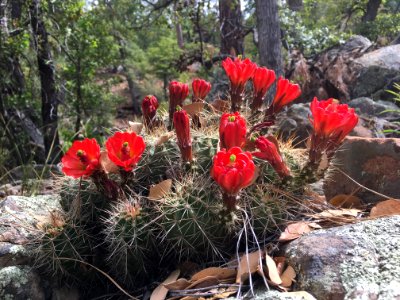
[362,0,382,22]
[219,0,244,56]
[256,0,283,76]
[30,0,61,163]
[174,2,184,49]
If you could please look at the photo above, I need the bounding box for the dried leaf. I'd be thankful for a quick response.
[280,266,296,288]
[186,276,220,289]
[278,222,312,242]
[211,99,230,113]
[100,151,118,173]
[265,254,282,285]
[281,291,316,300]
[182,102,204,117]
[155,132,174,146]
[273,257,286,275]
[314,209,361,218]
[191,267,236,282]
[164,278,191,290]
[329,194,363,209]
[128,121,143,134]
[148,179,172,201]
[236,250,264,284]
[150,270,180,300]
[370,199,400,218]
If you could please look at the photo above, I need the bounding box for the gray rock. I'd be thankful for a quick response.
[323,137,400,204]
[285,216,400,300]
[348,97,399,120]
[0,266,45,300]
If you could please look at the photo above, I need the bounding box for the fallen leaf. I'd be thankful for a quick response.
[278,222,312,242]
[150,269,180,300]
[182,102,204,117]
[370,199,400,218]
[155,132,174,146]
[281,291,316,300]
[308,222,322,229]
[191,267,236,282]
[128,121,143,134]
[280,265,296,288]
[186,276,220,289]
[265,254,282,285]
[329,194,363,209]
[163,278,191,290]
[210,99,230,113]
[273,257,286,275]
[148,179,172,201]
[314,209,361,218]
[236,250,264,284]
[100,151,118,173]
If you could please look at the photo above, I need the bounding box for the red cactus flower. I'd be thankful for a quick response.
[169,81,189,124]
[253,136,290,178]
[106,132,146,172]
[192,78,211,102]
[142,95,159,128]
[211,147,256,210]
[222,57,257,111]
[62,138,101,178]
[251,67,276,112]
[309,97,358,163]
[173,107,193,162]
[265,77,301,120]
[219,112,247,150]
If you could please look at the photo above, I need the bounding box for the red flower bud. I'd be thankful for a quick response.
[309,97,358,162]
[106,132,146,172]
[211,147,255,199]
[192,78,211,102]
[173,107,193,162]
[219,112,247,150]
[265,77,301,120]
[222,57,257,111]
[141,95,159,128]
[251,67,276,112]
[169,81,189,124]
[61,138,101,178]
[253,136,290,178]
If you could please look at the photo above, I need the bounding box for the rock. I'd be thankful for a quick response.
[348,97,399,121]
[0,195,64,299]
[351,45,400,100]
[323,137,400,204]
[285,216,400,300]
[0,266,45,300]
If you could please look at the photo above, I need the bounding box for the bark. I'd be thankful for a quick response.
[174,2,184,49]
[256,0,283,76]
[362,0,382,22]
[30,0,61,163]
[219,0,244,56]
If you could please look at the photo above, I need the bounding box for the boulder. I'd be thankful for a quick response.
[285,216,400,300]
[0,195,65,299]
[323,137,400,204]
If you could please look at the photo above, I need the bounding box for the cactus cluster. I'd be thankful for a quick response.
[35,57,358,295]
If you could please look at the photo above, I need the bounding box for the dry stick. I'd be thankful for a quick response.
[333,167,393,200]
[57,257,137,299]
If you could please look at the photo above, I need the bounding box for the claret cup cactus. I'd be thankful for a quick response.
[36,57,359,294]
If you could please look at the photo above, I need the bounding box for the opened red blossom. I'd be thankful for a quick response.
[219,112,247,150]
[253,136,290,178]
[62,138,101,178]
[309,97,358,162]
[265,77,301,119]
[106,132,146,172]
[173,107,193,162]
[192,78,211,102]
[251,67,276,112]
[211,147,255,196]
